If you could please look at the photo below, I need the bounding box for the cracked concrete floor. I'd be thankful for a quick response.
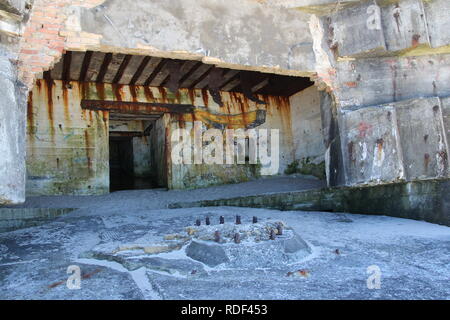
[1,201,449,299]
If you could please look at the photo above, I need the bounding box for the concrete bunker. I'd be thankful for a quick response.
[25,50,325,195]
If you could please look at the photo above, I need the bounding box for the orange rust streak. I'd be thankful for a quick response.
[45,79,55,141]
[187,89,195,104]
[62,81,70,122]
[158,87,167,102]
[95,82,106,101]
[144,86,155,102]
[201,89,209,107]
[27,91,34,128]
[130,85,138,102]
[84,130,92,174]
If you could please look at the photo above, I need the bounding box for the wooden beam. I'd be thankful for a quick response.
[179,61,202,88]
[62,51,72,81]
[112,54,132,83]
[79,51,93,82]
[251,77,270,93]
[43,70,52,81]
[189,65,214,88]
[144,59,167,86]
[96,53,113,83]
[81,100,195,114]
[129,56,151,85]
[219,72,240,90]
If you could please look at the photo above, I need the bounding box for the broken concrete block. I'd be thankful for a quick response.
[329,0,386,57]
[380,0,429,52]
[423,0,450,48]
[340,106,405,185]
[185,241,229,267]
[394,97,449,180]
[282,233,309,254]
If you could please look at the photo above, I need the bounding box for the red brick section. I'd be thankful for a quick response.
[18,0,103,89]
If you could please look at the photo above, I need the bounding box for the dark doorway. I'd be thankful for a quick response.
[109,137,135,191]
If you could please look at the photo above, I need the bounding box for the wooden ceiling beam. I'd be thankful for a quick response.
[144,59,168,86]
[62,51,72,81]
[129,56,151,85]
[112,54,132,84]
[96,53,113,83]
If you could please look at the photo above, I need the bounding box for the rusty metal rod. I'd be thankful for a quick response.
[270,229,276,240]
[277,224,283,236]
[214,231,221,243]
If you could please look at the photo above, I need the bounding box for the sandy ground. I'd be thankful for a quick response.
[1,196,449,299]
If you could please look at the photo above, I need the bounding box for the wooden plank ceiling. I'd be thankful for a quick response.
[44,51,314,98]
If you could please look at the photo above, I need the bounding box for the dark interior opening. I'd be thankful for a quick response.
[109,133,160,192]
[109,137,135,191]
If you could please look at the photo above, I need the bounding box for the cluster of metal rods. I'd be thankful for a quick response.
[194,216,283,243]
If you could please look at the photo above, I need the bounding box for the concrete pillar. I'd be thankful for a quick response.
[0,52,27,205]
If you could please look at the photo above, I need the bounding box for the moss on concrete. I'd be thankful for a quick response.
[285,158,326,180]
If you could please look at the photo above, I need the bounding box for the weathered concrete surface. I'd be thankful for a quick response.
[335,54,450,109]
[441,96,450,153]
[324,0,450,59]
[171,179,450,227]
[6,175,325,210]
[0,0,28,15]
[289,85,325,165]
[334,96,450,186]
[0,205,449,299]
[26,79,295,194]
[0,207,74,232]
[394,98,449,180]
[75,0,315,75]
[340,106,405,185]
[27,80,109,196]
[0,53,27,204]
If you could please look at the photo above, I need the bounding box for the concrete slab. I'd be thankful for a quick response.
[0,205,449,299]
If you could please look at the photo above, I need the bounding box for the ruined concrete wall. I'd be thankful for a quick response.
[168,93,294,189]
[0,0,30,204]
[289,85,325,164]
[132,136,151,178]
[149,115,169,188]
[74,0,315,76]
[172,179,450,227]
[17,0,316,91]
[26,79,109,195]
[0,53,27,204]
[50,81,294,191]
[309,0,450,187]
[6,0,450,200]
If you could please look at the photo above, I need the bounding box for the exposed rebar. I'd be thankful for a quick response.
[214,231,221,243]
[277,224,283,236]
[270,229,276,240]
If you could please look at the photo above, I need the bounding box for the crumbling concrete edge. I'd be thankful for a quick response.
[0,207,76,232]
[169,179,450,227]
